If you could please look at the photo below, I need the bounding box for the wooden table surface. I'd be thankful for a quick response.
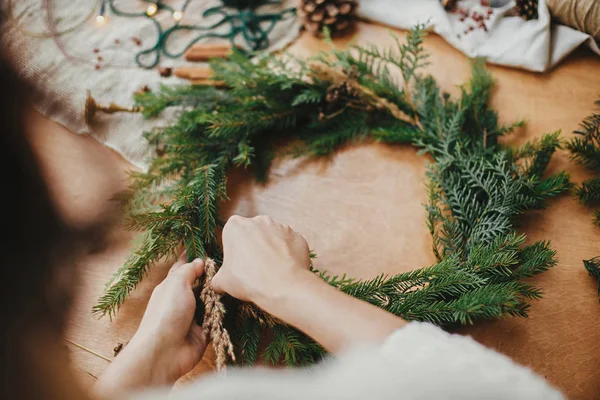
[29,22,600,399]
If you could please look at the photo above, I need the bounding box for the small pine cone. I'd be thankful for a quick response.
[325,81,355,104]
[440,0,458,11]
[323,80,359,115]
[298,0,358,37]
[515,0,538,20]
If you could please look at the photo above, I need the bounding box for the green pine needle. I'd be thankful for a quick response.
[584,257,600,300]
[94,25,571,365]
[576,177,600,206]
[567,99,600,302]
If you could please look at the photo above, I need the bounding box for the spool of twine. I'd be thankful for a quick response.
[547,0,600,42]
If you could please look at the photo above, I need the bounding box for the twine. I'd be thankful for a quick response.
[547,0,600,42]
[200,258,236,371]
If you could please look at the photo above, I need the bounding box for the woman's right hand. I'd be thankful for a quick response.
[213,214,405,353]
[211,215,312,305]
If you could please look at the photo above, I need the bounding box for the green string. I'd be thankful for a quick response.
[103,0,296,69]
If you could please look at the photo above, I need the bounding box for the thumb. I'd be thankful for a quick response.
[172,258,205,286]
[210,269,226,295]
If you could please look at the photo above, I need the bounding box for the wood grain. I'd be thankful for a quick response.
[28,22,600,399]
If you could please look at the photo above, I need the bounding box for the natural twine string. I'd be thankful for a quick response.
[200,258,236,372]
[547,0,600,42]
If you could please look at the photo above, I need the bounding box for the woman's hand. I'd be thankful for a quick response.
[211,215,311,305]
[212,215,405,354]
[95,254,207,398]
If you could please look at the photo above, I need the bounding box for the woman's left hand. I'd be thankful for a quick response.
[95,253,207,398]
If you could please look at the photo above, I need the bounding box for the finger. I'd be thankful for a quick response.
[254,214,274,224]
[169,250,188,273]
[224,215,246,230]
[189,321,207,344]
[210,269,226,294]
[172,258,205,286]
[187,322,208,353]
[227,214,245,223]
[296,233,310,250]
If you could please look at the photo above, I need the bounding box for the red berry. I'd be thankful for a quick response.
[95,64,100,70]
[487,9,493,15]
[98,56,103,62]
[93,48,99,53]
[481,0,489,5]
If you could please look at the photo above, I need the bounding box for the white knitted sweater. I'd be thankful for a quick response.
[133,322,563,400]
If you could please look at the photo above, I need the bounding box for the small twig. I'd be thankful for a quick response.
[483,128,488,148]
[320,106,349,121]
[403,81,422,129]
[65,339,112,362]
[85,370,99,380]
[309,62,417,126]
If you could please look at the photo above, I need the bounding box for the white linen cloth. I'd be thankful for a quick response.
[358,0,600,73]
[2,0,300,169]
[132,322,563,400]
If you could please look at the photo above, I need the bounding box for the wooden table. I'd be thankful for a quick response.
[29,22,600,399]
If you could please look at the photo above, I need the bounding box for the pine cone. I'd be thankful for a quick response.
[325,81,356,107]
[298,0,358,37]
[515,0,538,20]
[440,0,458,11]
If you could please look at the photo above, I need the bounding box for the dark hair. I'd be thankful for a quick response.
[0,53,84,398]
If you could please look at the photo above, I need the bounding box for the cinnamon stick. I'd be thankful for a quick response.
[184,43,234,61]
[175,67,214,80]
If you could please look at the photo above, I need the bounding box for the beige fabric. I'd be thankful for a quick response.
[2,0,301,169]
[358,0,600,73]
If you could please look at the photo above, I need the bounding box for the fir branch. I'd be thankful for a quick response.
[567,138,600,171]
[574,99,600,142]
[233,315,263,365]
[584,257,600,300]
[96,25,570,366]
[594,210,600,228]
[576,177,600,206]
[567,98,600,302]
[567,100,600,171]
[531,171,572,202]
[134,85,229,118]
[515,131,562,178]
[93,230,180,318]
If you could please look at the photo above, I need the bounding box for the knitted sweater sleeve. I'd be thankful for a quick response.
[131,322,563,400]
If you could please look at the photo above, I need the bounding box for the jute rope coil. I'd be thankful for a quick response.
[200,258,236,371]
[547,0,600,42]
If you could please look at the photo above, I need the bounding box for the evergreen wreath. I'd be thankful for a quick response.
[94,25,571,366]
[566,99,600,298]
